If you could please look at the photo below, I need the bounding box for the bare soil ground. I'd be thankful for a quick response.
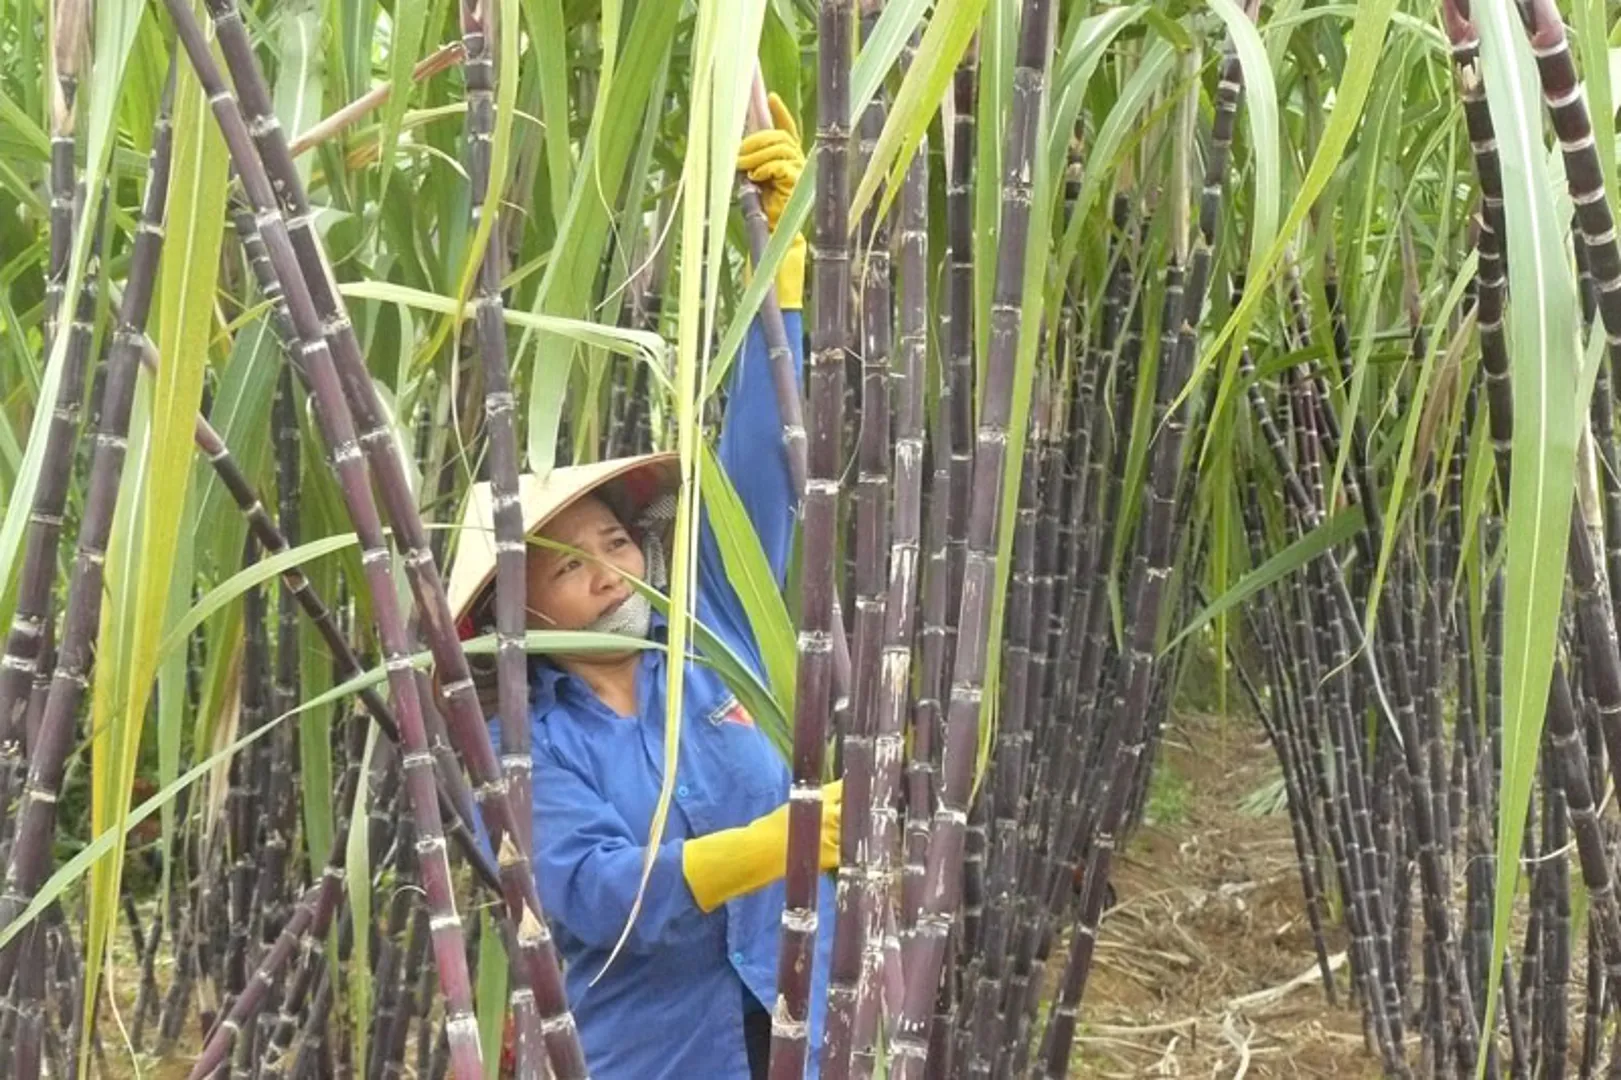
[1070,709,1380,1078]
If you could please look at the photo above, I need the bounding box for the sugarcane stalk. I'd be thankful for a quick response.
[189,9,584,1063]
[0,128,106,824]
[766,0,850,1070]
[889,0,1051,1072]
[453,1,546,1063]
[848,33,929,1071]
[112,316,505,896]
[823,8,892,1069]
[148,12,490,1075]
[0,71,176,993]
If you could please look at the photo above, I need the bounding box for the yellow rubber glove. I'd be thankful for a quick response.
[736,92,807,310]
[682,779,843,913]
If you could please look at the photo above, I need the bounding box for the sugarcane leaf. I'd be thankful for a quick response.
[974,0,1017,367]
[1195,0,1399,454]
[1169,506,1365,653]
[1257,4,1445,53]
[154,491,194,911]
[338,279,673,383]
[297,465,342,883]
[273,0,324,194]
[476,906,509,1079]
[378,0,428,207]
[521,0,573,225]
[85,363,151,1065]
[86,41,229,1046]
[1051,41,1178,309]
[699,441,796,721]
[849,0,988,225]
[1043,6,1148,177]
[521,0,681,472]
[1205,0,1278,281]
[593,0,727,984]
[192,325,281,583]
[1363,250,1477,633]
[1473,0,1587,1072]
[332,0,373,105]
[0,84,47,159]
[1571,0,1615,222]
[758,0,802,120]
[159,533,363,661]
[346,721,379,1072]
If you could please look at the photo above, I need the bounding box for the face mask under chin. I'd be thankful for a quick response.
[584,589,653,640]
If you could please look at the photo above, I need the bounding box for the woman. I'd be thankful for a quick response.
[445,95,841,1080]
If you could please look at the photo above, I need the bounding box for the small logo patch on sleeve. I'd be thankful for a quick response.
[707,695,755,728]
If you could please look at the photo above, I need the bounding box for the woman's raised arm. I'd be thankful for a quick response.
[715,92,807,586]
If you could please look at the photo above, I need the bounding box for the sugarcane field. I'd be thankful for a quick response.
[13,0,1621,1075]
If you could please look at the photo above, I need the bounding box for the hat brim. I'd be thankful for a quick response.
[445,452,680,629]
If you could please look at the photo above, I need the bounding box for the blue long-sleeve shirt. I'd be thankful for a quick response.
[525,311,837,1079]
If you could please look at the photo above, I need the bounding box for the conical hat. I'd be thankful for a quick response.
[445,452,679,628]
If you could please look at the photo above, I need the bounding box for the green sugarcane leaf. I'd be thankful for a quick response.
[1364,250,1478,633]
[1258,4,1445,54]
[1322,52,1406,510]
[84,359,151,1069]
[1195,0,1399,457]
[758,0,802,120]
[1205,0,1279,281]
[974,0,1016,367]
[378,0,428,207]
[85,35,231,1042]
[297,455,342,883]
[194,326,281,587]
[160,533,363,661]
[1043,6,1148,176]
[476,906,509,1079]
[521,0,573,225]
[0,84,47,159]
[340,278,672,382]
[1051,41,1178,310]
[593,0,727,984]
[1473,0,1587,1073]
[521,0,680,472]
[274,0,324,194]
[849,0,989,225]
[699,441,796,721]
[154,500,192,914]
[345,721,379,1074]
[1167,506,1365,652]
[332,0,373,105]
[1572,0,1615,222]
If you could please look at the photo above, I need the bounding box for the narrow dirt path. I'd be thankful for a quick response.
[1072,709,1379,1078]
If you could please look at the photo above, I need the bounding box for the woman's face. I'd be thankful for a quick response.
[525,494,646,632]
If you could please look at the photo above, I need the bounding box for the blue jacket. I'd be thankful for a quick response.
[524,311,837,1079]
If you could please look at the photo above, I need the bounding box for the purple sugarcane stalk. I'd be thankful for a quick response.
[0,71,176,995]
[189,6,584,1066]
[887,0,1051,1071]
[765,2,850,1073]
